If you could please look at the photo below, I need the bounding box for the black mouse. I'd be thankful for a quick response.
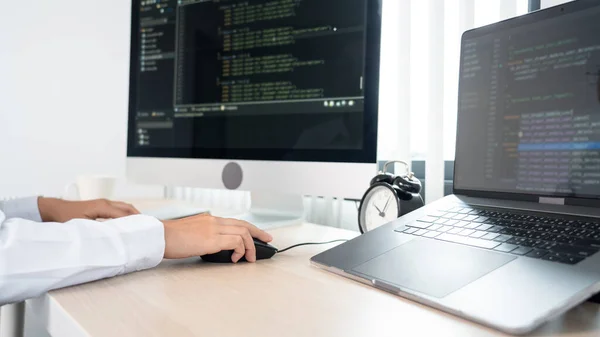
[201,238,278,263]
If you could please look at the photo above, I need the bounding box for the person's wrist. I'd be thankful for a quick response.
[38,197,65,222]
[161,220,176,259]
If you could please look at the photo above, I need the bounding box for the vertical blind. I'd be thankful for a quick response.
[378,0,529,203]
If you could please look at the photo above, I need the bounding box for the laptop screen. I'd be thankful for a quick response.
[454,3,600,199]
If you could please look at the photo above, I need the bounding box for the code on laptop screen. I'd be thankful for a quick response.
[455,4,600,199]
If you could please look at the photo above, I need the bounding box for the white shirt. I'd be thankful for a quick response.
[0,197,165,306]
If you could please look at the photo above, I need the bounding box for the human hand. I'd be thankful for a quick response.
[162,214,273,263]
[38,197,140,223]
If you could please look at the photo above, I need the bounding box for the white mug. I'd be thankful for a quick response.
[64,175,117,201]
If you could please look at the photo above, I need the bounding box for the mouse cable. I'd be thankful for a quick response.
[277,239,349,253]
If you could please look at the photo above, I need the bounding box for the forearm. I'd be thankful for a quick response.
[0,213,165,306]
[37,197,63,222]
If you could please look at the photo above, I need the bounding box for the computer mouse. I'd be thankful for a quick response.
[200,238,278,263]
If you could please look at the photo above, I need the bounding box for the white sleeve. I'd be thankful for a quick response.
[0,197,43,222]
[0,211,165,306]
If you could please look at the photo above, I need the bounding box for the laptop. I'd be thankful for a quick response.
[311,0,600,334]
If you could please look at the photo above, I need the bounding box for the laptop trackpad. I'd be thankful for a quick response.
[352,238,516,298]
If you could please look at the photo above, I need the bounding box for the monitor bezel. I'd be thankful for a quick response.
[453,0,600,206]
[126,0,381,164]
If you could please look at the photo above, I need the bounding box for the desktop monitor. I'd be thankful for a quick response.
[127,0,382,226]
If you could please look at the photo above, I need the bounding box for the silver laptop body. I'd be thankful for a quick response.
[311,1,600,334]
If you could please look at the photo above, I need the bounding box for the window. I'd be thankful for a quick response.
[378,0,530,162]
[542,0,573,8]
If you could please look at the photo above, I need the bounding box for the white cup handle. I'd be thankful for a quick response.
[63,183,79,200]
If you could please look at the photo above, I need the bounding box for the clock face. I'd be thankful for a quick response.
[359,184,400,232]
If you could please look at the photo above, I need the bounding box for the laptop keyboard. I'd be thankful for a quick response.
[396,206,600,265]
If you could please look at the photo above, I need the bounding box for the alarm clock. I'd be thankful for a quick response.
[358,161,425,233]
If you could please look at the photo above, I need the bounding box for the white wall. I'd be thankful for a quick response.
[0,0,160,198]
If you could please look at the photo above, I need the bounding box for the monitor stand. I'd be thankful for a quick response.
[233,192,305,230]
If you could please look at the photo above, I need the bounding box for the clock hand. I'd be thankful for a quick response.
[374,204,383,213]
[383,197,391,213]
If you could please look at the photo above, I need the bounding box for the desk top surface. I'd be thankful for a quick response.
[38,222,600,337]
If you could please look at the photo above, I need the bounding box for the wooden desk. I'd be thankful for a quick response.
[25,223,600,337]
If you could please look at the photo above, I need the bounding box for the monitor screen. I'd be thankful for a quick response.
[454,2,600,199]
[127,0,380,163]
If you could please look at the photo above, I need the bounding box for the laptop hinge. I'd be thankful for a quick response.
[539,197,565,206]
